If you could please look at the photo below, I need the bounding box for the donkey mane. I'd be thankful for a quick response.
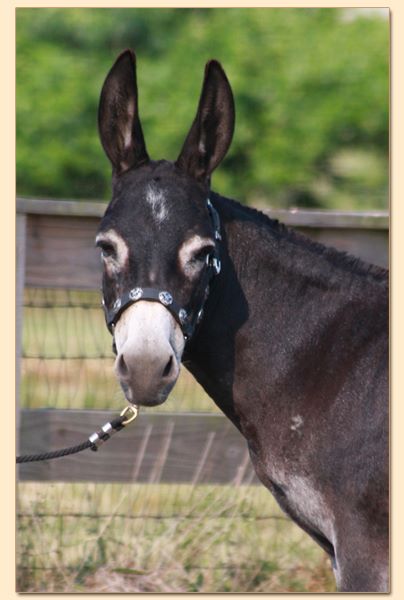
[213,192,388,285]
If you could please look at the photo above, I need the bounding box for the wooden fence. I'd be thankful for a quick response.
[19,410,257,484]
[16,197,389,483]
[16,197,388,289]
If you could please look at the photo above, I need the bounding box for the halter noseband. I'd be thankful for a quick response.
[103,198,222,342]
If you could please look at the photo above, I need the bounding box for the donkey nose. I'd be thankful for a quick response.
[116,351,175,381]
[114,345,179,406]
[162,354,174,378]
[116,353,130,378]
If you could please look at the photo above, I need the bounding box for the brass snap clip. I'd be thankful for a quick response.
[120,405,139,426]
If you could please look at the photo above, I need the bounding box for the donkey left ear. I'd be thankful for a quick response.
[98,49,149,174]
[176,60,235,182]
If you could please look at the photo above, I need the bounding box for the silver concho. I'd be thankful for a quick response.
[129,287,143,301]
[113,298,121,311]
[159,291,173,306]
[179,308,188,324]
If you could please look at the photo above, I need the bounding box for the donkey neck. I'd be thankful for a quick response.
[184,192,388,432]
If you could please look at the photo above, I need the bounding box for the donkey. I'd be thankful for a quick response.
[96,50,388,592]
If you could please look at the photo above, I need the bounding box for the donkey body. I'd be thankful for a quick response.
[96,51,389,592]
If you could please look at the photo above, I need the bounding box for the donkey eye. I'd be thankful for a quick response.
[97,242,116,259]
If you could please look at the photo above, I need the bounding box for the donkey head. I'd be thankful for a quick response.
[97,50,234,406]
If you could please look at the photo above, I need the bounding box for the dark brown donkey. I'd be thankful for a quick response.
[96,50,388,592]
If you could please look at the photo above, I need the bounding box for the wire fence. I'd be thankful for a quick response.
[17,480,333,593]
[21,287,215,413]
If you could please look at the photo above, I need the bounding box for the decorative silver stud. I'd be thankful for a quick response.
[179,308,188,324]
[113,298,121,311]
[129,287,143,301]
[159,291,173,306]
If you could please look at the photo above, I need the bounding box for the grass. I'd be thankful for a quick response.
[17,482,336,593]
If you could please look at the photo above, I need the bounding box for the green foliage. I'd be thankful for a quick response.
[16,8,389,209]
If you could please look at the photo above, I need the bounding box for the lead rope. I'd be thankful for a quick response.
[16,405,138,464]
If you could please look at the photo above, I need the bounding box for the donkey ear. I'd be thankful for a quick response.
[176,60,235,182]
[98,50,149,174]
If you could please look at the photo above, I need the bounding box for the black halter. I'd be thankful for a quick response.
[103,198,221,342]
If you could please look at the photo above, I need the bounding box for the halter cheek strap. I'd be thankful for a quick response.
[103,198,221,342]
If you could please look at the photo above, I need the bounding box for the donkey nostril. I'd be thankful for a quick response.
[162,355,174,379]
[117,353,129,378]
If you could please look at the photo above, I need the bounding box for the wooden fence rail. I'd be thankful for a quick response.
[18,410,258,485]
[17,197,388,290]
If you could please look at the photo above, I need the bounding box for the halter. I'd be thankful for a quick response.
[103,198,222,342]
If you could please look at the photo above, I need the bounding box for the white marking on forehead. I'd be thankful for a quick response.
[290,415,304,432]
[145,184,168,224]
[178,235,215,279]
[96,229,129,273]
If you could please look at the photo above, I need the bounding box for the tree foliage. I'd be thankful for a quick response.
[16,8,389,209]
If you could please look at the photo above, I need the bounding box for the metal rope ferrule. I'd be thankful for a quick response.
[89,405,138,452]
[16,405,139,463]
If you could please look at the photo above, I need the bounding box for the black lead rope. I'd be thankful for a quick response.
[16,406,138,464]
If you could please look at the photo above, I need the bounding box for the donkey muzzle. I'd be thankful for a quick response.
[113,302,185,406]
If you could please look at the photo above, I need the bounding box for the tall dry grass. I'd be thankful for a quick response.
[17,482,335,593]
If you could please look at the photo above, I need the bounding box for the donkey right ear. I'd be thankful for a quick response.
[98,50,149,174]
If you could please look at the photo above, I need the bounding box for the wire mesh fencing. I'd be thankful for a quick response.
[21,287,216,413]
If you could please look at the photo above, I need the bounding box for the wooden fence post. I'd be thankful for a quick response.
[16,213,27,453]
